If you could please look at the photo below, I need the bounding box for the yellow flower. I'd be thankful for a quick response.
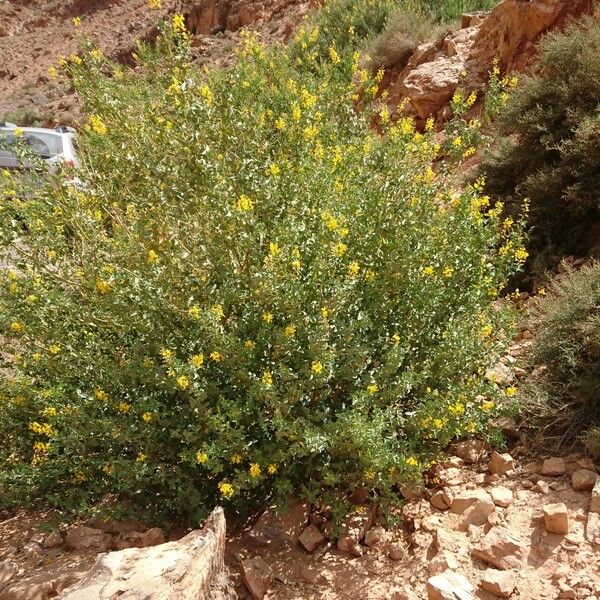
[47,66,58,79]
[230,454,242,464]
[269,242,280,257]
[311,360,323,375]
[147,249,158,264]
[172,13,186,32]
[102,464,113,475]
[514,247,529,263]
[244,340,256,350]
[210,351,224,362]
[48,344,61,355]
[196,451,208,464]
[391,333,401,345]
[136,452,147,462]
[348,262,360,278]
[199,84,213,105]
[321,307,329,320]
[89,115,107,135]
[482,400,495,411]
[405,457,418,467]
[13,127,24,137]
[142,412,153,423]
[423,266,434,276]
[465,421,477,433]
[291,102,301,122]
[96,279,111,294]
[433,418,444,429]
[367,384,378,395]
[267,463,277,475]
[118,402,131,414]
[442,266,454,279]
[10,322,24,334]
[72,16,81,26]
[505,386,518,398]
[95,389,108,402]
[89,48,103,61]
[27,294,38,303]
[334,242,347,257]
[41,407,57,418]
[448,402,465,417]
[261,370,273,386]
[218,481,235,499]
[32,352,41,361]
[263,311,273,323]
[291,259,302,271]
[190,354,204,368]
[482,324,493,337]
[268,163,281,177]
[147,0,161,8]
[160,348,173,361]
[249,463,261,478]
[210,304,224,320]
[275,116,286,130]
[328,46,340,64]
[237,194,254,211]
[188,305,201,318]
[284,325,296,337]
[177,375,190,390]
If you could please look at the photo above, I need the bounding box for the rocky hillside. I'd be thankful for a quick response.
[0,0,309,124]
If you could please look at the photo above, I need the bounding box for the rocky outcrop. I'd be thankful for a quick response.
[384,0,595,123]
[57,507,235,600]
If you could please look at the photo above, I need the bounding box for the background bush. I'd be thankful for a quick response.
[523,262,600,447]
[479,11,600,269]
[0,16,522,523]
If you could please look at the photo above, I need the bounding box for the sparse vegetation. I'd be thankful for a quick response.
[523,262,600,447]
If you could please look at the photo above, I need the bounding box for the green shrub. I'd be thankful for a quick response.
[479,11,600,264]
[523,263,600,445]
[0,19,523,523]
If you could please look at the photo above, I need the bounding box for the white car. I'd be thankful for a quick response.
[0,123,79,171]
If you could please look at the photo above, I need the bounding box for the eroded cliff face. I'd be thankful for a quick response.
[381,0,595,125]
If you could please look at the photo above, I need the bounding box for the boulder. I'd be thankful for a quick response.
[488,452,514,475]
[58,507,236,600]
[543,503,569,535]
[298,524,325,553]
[64,527,113,552]
[426,570,475,600]
[480,568,517,597]
[431,489,453,511]
[490,486,513,508]
[571,469,597,492]
[337,505,376,556]
[428,551,460,576]
[541,458,566,477]
[458,496,496,529]
[241,557,273,600]
[114,527,165,550]
[364,525,386,547]
[472,527,524,569]
[451,490,493,515]
[452,440,489,464]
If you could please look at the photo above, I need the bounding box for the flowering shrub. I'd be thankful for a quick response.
[0,20,524,522]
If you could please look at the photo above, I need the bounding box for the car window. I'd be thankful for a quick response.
[0,131,63,158]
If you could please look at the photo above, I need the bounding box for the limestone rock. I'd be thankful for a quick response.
[0,560,18,586]
[337,505,375,556]
[451,490,493,515]
[42,530,64,549]
[298,524,325,553]
[585,512,600,545]
[452,439,489,464]
[490,486,513,508]
[489,452,514,475]
[241,557,273,600]
[64,527,113,552]
[364,525,386,547]
[114,527,165,550]
[572,469,597,492]
[58,507,235,600]
[480,568,517,597]
[431,490,452,511]
[590,476,600,513]
[458,496,496,529]
[426,570,475,600]
[541,458,566,477]
[388,542,405,561]
[428,551,460,576]
[543,503,569,535]
[472,527,524,569]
